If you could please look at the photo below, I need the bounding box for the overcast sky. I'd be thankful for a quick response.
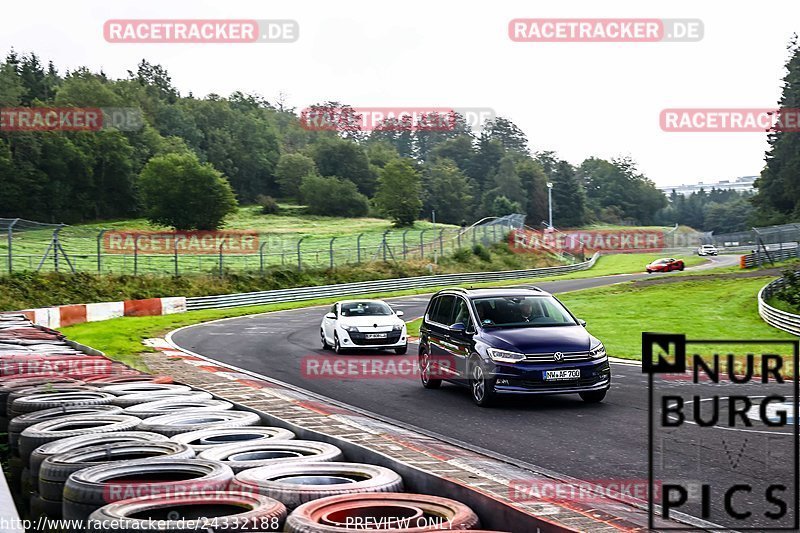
[2,0,798,186]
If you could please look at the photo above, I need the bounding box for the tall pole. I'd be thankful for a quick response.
[547,182,554,229]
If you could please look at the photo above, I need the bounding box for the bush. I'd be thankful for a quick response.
[256,195,280,214]
[775,269,800,310]
[472,244,491,262]
[299,174,369,217]
[451,248,473,263]
[139,153,238,230]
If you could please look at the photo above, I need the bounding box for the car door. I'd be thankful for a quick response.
[323,303,338,343]
[426,295,458,379]
[446,297,475,381]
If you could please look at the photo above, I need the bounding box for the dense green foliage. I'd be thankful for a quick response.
[374,159,422,226]
[655,188,754,233]
[0,51,673,230]
[138,153,238,230]
[753,37,800,225]
[299,174,370,217]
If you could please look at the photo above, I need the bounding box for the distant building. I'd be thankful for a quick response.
[657,176,757,196]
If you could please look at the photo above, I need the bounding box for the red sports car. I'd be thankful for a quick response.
[646,258,684,273]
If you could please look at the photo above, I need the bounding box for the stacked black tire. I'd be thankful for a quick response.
[1,315,493,532]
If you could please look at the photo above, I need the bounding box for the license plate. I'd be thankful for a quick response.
[544,369,580,381]
[365,333,387,339]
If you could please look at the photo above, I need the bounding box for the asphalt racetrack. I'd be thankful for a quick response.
[172,255,796,527]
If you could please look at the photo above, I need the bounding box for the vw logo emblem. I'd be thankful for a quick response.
[553,352,564,361]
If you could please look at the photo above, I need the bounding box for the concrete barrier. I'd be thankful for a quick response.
[4,297,187,329]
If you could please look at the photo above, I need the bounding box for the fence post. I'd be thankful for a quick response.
[492,225,497,243]
[329,237,337,269]
[218,239,225,278]
[174,238,179,277]
[96,229,106,274]
[419,229,426,258]
[357,233,364,264]
[259,242,267,274]
[402,230,409,259]
[383,230,390,262]
[133,234,142,275]
[472,226,477,247]
[439,229,445,256]
[7,218,18,274]
[297,236,307,271]
[457,229,461,250]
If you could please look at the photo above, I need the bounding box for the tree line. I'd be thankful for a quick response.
[0,50,757,232]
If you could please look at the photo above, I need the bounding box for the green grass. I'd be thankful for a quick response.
[558,277,795,360]
[529,252,707,283]
[4,204,464,274]
[406,318,423,337]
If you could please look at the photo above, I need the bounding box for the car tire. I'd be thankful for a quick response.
[198,440,344,473]
[321,329,330,350]
[87,491,287,532]
[469,359,496,407]
[62,459,234,522]
[579,389,608,403]
[18,414,143,463]
[122,398,233,419]
[232,461,403,511]
[394,344,408,355]
[419,348,441,389]
[170,426,296,453]
[8,405,123,454]
[135,410,261,437]
[29,431,170,480]
[334,333,345,355]
[284,493,480,533]
[679,264,685,271]
[38,441,195,501]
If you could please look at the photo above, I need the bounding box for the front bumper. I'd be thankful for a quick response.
[340,330,406,349]
[491,357,611,395]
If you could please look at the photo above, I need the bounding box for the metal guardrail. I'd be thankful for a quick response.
[742,247,800,268]
[186,252,600,310]
[758,274,800,336]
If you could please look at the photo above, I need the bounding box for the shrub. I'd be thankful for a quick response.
[299,174,369,217]
[139,153,237,230]
[256,195,280,214]
[472,244,491,262]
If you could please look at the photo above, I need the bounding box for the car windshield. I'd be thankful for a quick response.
[655,259,669,264]
[340,301,393,317]
[471,296,577,328]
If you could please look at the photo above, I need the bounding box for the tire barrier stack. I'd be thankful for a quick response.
[0,314,503,532]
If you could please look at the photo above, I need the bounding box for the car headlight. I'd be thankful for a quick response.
[487,348,526,363]
[341,325,356,332]
[589,343,606,359]
[392,324,403,331]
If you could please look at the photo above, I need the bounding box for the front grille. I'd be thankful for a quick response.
[515,374,607,389]
[348,331,402,346]
[524,351,593,363]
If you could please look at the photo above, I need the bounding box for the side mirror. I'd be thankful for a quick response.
[325,313,336,320]
[578,319,587,327]
[449,323,467,333]
[395,310,404,317]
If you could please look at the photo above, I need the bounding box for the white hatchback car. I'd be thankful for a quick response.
[321,300,407,354]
